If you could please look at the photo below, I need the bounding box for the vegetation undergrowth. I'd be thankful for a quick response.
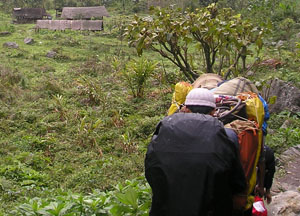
[0,0,300,215]
[11,178,151,216]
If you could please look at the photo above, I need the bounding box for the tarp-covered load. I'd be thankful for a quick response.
[193,73,223,89]
[167,82,193,116]
[166,74,266,210]
[213,77,259,96]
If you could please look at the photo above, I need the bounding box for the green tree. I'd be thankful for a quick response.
[126,4,267,81]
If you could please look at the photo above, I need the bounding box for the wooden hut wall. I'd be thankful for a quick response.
[36,20,103,31]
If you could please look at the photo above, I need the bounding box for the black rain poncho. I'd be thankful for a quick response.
[145,113,246,216]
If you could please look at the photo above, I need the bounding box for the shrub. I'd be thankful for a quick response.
[122,58,157,98]
[12,178,151,216]
[267,127,300,154]
[267,111,300,153]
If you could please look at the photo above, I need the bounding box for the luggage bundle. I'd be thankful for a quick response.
[167,74,266,210]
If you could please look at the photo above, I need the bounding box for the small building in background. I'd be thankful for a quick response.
[13,8,51,24]
[55,8,62,18]
[36,20,104,31]
[61,6,109,20]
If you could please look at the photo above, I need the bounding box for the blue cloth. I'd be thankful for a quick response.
[225,128,239,149]
[258,95,270,135]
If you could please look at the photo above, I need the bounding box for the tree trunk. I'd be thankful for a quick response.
[203,48,213,73]
[241,56,246,72]
[218,55,225,75]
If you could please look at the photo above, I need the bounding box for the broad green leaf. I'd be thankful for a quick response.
[116,187,138,209]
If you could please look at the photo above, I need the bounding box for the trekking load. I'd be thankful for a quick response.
[213,77,260,96]
[167,82,193,116]
[167,74,266,210]
[192,73,223,89]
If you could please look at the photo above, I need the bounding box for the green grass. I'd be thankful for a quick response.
[0,11,172,214]
[0,2,300,214]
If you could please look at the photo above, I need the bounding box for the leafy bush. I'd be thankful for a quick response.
[267,111,300,154]
[122,58,157,98]
[267,127,300,154]
[12,178,151,216]
[268,111,300,129]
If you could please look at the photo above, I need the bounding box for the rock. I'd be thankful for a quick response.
[260,59,282,69]
[271,42,277,46]
[268,128,275,135]
[0,31,11,36]
[296,32,300,38]
[280,120,294,129]
[246,70,254,76]
[281,145,300,160]
[24,37,34,45]
[46,51,57,58]
[263,79,300,113]
[3,42,19,49]
[267,190,300,216]
[276,40,285,48]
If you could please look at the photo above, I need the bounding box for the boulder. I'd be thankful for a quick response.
[263,79,300,113]
[246,70,255,76]
[279,145,300,165]
[46,51,57,58]
[3,42,19,49]
[271,42,277,46]
[0,31,11,36]
[24,37,34,45]
[276,40,285,48]
[267,191,300,216]
[280,119,295,129]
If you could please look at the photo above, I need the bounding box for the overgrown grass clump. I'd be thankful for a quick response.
[1,1,300,214]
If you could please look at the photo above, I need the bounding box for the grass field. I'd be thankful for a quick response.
[0,4,300,215]
[0,11,174,214]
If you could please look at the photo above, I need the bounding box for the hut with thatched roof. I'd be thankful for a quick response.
[61,6,109,20]
[13,8,50,24]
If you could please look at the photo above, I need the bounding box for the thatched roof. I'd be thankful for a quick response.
[36,20,103,31]
[13,8,48,19]
[61,6,109,20]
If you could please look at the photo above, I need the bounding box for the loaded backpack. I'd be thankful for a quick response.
[167,74,265,210]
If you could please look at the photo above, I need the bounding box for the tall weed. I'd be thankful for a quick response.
[122,58,157,98]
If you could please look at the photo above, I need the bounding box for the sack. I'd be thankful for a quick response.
[167,82,193,116]
[225,120,263,210]
[213,77,259,96]
[192,73,223,89]
[252,196,267,216]
[243,93,265,129]
[225,120,259,182]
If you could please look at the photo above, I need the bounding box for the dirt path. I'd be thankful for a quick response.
[276,157,300,190]
[266,145,300,216]
[272,145,300,192]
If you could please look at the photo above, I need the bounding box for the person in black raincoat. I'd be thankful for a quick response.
[145,88,247,216]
